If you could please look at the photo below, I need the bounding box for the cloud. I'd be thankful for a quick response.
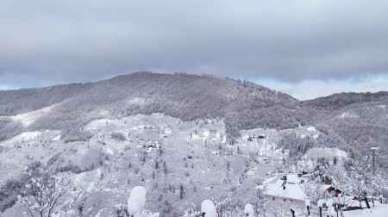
[1,0,388,96]
[258,74,388,100]
[0,85,14,90]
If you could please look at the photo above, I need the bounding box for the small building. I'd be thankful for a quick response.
[263,174,308,216]
[320,185,343,198]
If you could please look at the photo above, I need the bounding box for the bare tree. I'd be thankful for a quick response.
[19,165,67,217]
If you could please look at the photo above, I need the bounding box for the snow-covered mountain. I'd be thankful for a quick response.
[0,72,386,217]
[303,92,388,168]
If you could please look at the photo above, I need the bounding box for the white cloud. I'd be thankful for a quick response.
[0,85,15,90]
[258,74,388,100]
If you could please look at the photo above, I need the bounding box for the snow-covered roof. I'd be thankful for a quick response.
[287,174,300,184]
[263,174,307,202]
[320,184,332,193]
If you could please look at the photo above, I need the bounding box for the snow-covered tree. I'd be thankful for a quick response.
[19,164,67,217]
[244,203,255,217]
[128,186,147,217]
[201,200,217,217]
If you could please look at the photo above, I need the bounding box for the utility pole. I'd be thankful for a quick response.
[371,147,379,175]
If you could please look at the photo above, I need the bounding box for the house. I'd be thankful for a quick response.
[262,174,309,216]
[320,185,343,198]
[263,174,307,202]
[342,196,363,211]
[319,185,366,212]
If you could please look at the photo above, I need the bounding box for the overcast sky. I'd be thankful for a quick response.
[1,0,388,99]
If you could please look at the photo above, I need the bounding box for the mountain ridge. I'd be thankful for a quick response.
[0,72,306,141]
[1,71,388,145]
[2,71,388,107]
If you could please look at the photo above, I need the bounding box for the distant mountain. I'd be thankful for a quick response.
[1,72,387,160]
[302,91,388,111]
[302,92,388,168]
[0,72,307,141]
[0,83,92,116]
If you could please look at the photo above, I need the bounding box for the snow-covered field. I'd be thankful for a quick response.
[9,104,57,127]
[344,205,388,217]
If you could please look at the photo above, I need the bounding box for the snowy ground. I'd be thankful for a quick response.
[344,204,388,217]
[9,104,57,127]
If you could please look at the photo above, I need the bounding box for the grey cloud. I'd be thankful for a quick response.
[1,0,388,90]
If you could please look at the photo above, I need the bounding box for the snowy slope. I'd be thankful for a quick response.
[344,204,388,217]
